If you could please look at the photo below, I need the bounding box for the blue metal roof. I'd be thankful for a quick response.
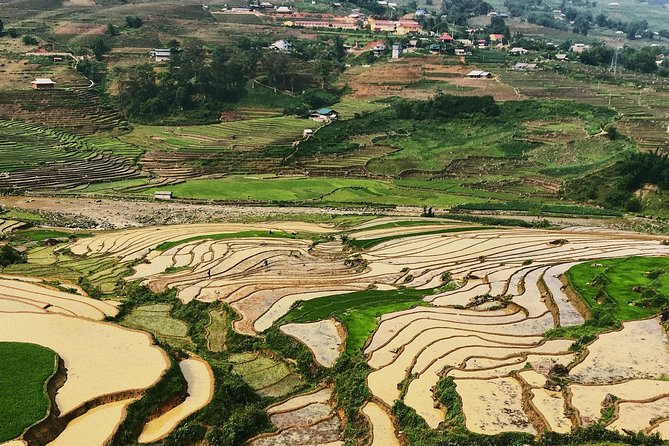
[316,108,334,114]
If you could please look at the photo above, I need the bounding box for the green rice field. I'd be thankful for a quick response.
[0,342,57,442]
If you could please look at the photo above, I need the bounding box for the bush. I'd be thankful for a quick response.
[0,245,26,267]
[392,94,500,120]
[22,35,38,45]
[125,16,144,28]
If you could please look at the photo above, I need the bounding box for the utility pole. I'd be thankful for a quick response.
[610,47,620,74]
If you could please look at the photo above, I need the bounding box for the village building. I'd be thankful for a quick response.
[489,33,506,43]
[509,47,528,55]
[466,70,492,78]
[395,20,421,34]
[309,108,338,122]
[269,40,292,51]
[31,78,55,89]
[288,20,358,30]
[150,48,172,62]
[438,32,454,42]
[570,43,590,53]
[372,42,386,56]
[367,17,422,34]
[391,43,402,59]
[154,191,173,200]
[513,62,538,71]
[555,53,568,61]
[368,18,396,32]
[275,6,292,13]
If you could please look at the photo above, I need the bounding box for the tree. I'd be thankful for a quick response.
[313,57,334,89]
[125,16,143,28]
[0,245,26,267]
[7,28,18,38]
[490,16,510,39]
[333,35,345,61]
[106,23,118,36]
[22,35,38,45]
[0,19,4,35]
[117,64,158,115]
[91,38,111,61]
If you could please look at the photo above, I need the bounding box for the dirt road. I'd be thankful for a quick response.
[0,196,419,229]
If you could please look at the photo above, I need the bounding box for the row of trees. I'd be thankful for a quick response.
[579,43,669,75]
[503,0,668,39]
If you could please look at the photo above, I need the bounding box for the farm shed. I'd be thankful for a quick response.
[151,49,172,62]
[154,191,173,200]
[509,47,528,55]
[31,78,55,89]
[466,70,492,78]
[513,63,538,71]
[309,108,338,122]
[269,40,292,51]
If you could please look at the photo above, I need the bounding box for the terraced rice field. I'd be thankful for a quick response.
[0,90,128,136]
[9,216,669,443]
[248,387,343,446]
[0,219,26,234]
[229,351,303,398]
[98,218,669,438]
[138,357,214,443]
[121,304,191,347]
[5,246,130,295]
[499,69,669,152]
[122,117,315,182]
[0,120,140,190]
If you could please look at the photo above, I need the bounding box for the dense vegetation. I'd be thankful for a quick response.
[113,37,345,123]
[567,151,669,211]
[0,342,57,442]
[0,245,26,267]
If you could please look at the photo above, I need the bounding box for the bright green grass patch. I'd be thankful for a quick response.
[0,342,57,442]
[348,226,494,250]
[279,288,433,354]
[76,178,150,193]
[155,230,297,252]
[6,229,78,244]
[140,176,490,208]
[567,256,669,321]
[0,209,45,224]
[349,219,451,232]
